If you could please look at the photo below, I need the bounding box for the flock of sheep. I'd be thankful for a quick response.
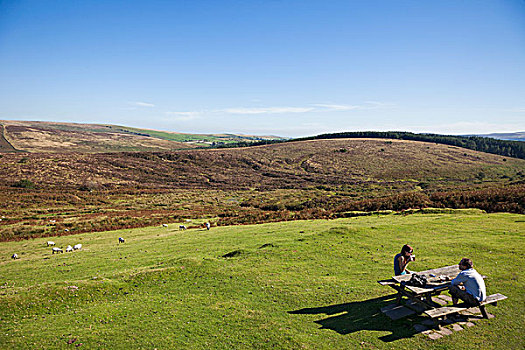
[49,241,83,254]
[10,236,126,260]
[11,240,84,259]
[10,222,211,260]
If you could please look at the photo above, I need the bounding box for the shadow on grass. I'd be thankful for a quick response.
[289,294,418,342]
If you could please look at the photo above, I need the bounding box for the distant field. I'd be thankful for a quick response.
[0,213,523,349]
[0,120,284,153]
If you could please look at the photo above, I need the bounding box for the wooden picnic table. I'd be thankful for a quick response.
[379,265,502,322]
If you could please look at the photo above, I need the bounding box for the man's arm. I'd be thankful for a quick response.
[450,271,466,286]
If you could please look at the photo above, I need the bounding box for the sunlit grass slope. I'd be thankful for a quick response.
[0,213,523,349]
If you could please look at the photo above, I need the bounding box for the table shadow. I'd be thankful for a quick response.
[288,294,419,342]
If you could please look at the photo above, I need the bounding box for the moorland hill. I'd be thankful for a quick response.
[1,138,524,240]
[0,120,283,153]
[1,138,524,190]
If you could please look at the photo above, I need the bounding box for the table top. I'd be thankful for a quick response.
[392,264,460,282]
[392,264,461,295]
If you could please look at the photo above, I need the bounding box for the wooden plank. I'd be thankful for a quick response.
[383,305,416,320]
[405,299,429,313]
[480,293,507,305]
[425,306,465,318]
[405,284,449,295]
[377,279,396,286]
[425,293,507,318]
[380,303,399,313]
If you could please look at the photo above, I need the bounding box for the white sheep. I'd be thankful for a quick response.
[47,241,55,246]
[118,237,125,244]
[66,245,73,252]
[52,247,63,254]
[11,253,19,259]
[179,225,187,231]
[73,244,82,250]
[162,224,168,228]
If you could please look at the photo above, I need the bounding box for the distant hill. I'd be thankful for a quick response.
[295,131,525,160]
[1,138,524,239]
[464,132,525,141]
[2,138,524,191]
[0,120,285,153]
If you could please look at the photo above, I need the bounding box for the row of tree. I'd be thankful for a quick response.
[299,132,525,159]
[216,131,525,159]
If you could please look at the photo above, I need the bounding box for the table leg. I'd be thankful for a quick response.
[426,293,433,304]
[480,305,489,319]
[395,291,403,305]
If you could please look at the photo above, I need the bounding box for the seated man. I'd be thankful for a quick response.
[449,258,486,306]
[393,244,415,276]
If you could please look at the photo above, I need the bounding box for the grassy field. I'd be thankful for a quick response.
[0,212,523,349]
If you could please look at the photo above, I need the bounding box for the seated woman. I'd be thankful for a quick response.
[394,244,415,276]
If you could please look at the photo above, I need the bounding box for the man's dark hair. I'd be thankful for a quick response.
[460,258,473,269]
[401,244,413,254]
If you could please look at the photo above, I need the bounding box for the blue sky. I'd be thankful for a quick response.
[1,0,524,137]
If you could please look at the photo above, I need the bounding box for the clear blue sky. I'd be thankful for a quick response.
[1,0,524,137]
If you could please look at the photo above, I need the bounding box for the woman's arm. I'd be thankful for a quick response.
[397,255,408,273]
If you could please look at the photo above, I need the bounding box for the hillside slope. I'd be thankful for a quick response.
[0,120,283,153]
[1,138,523,190]
[0,138,524,239]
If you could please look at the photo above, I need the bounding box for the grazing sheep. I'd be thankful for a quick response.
[64,229,69,232]
[205,222,210,230]
[179,225,187,231]
[11,253,19,259]
[47,241,55,246]
[66,245,73,252]
[73,244,82,250]
[52,247,63,254]
[162,224,168,228]
[118,237,125,244]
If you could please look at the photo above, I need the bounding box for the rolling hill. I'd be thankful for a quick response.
[0,120,284,153]
[0,138,524,240]
[1,138,523,190]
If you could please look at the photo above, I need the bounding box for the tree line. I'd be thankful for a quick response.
[215,131,525,159]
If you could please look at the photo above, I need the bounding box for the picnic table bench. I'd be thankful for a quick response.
[378,265,507,322]
[424,293,507,320]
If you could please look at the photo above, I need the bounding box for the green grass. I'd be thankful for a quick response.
[107,125,283,144]
[0,213,523,349]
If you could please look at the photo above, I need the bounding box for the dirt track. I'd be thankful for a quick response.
[0,125,18,152]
